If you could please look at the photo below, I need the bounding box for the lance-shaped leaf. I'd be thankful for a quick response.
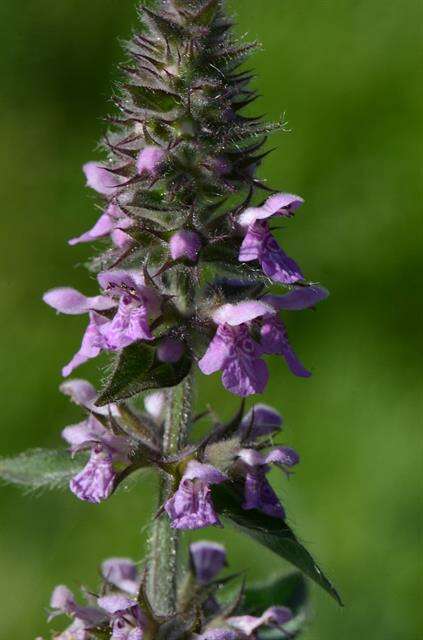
[0,449,84,491]
[212,483,342,605]
[96,343,192,405]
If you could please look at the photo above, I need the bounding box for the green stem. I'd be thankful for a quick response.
[146,372,193,617]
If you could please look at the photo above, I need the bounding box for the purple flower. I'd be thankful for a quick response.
[169,230,202,262]
[69,203,133,247]
[190,541,227,584]
[165,461,226,530]
[236,447,299,519]
[238,193,305,285]
[62,414,128,456]
[239,220,303,285]
[260,314,311,378]
[136,145,166,176]
[198,301,275,397]
[228,606,293,636]
[45,270,161,376]
[83,162,123,196]
[69,444,117,504]
[98,594,147,640]
[97,270,161,351]
[101,558,140,596]
[157,337,185,363]
[239,404,283,439]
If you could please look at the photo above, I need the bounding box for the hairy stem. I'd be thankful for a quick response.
[146,372,194,617]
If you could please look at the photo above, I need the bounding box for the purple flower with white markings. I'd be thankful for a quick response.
[98,594,147,640]
[238,193,305,284]
[61,384,131,504]
[239,220,303,285]
[165,461,226,530]
[199,301,275,397]
[69,444,117,504]
[97,270,161,350]
[44,270,161,375]
[236,446,299,519]
[190,541,227,584]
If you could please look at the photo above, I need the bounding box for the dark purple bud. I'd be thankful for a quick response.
[239,404,283,439]
[83,162,122,196]
[190,541,227,584]
[157,337,185,363]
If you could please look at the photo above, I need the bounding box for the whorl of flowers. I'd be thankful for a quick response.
[45,544,298,640]
[2,2,341,639]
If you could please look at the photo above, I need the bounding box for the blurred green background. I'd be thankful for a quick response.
[0,0,422,638]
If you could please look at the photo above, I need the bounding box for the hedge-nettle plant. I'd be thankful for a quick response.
[2,1,341,638]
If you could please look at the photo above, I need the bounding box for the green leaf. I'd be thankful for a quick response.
[212,484,342,605]
[96,343,155,405]
[126,85,180,113]
[96,343,192,405]
[0,448,83,491]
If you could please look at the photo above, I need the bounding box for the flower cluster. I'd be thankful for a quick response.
[43,543,294,640]
[24,1,337,637]
[59,372,297,533]
[44,186,327,397]
[165,404,299,529]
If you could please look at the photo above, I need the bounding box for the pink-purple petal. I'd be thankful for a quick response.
[264,285,329,311]
[238,192,304,226]
[62,312,111,377]
[212,300,274,326]
[43,288,114,315]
